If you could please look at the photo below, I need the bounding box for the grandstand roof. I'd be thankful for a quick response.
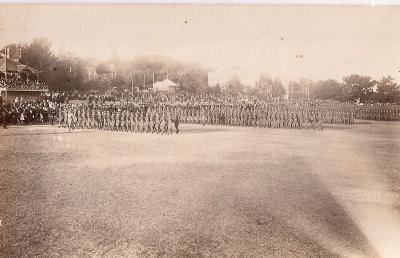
[0,57,41,74]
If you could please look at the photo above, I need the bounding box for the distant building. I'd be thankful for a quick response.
[288,79,311,100]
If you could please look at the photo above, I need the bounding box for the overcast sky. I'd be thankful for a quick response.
[1,4,399,85]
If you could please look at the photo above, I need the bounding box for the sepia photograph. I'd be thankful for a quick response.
[0,3,400,257]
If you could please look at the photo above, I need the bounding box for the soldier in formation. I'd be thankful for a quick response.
[56,104,178,135]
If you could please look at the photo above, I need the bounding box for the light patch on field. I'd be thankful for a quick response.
[316,130,400,258]
[333,189,400,206]
[341,201,400,258]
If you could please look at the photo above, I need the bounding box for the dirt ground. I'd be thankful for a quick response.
[1,122,399,258]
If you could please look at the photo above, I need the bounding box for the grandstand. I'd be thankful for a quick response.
[0,56,48,101]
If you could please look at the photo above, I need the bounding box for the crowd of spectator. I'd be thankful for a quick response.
[0,76,48,90]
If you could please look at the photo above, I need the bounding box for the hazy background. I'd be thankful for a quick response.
[1,4,399,85]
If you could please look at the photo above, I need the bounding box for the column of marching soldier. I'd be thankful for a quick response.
[179,104,327,130]
[177,102,400,126]
[58,104,179,134]
[57,102,332,133]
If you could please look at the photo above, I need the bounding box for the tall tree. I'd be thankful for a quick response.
[342,74,376,102]
[375,76,400,103]
[271,79,286,98]
[311,79,343,100]
[110,75,128,91]
[224,74,244,94]
[95,63,112,75]
[179,68,208,93]
[19,38,56,87]
[258,74,273,90]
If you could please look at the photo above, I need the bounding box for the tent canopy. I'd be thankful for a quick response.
[0,57,41,74]
[153,79,178,92]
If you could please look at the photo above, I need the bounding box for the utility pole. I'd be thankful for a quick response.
[143,73,146,90]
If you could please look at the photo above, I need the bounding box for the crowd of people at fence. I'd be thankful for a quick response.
[1,91,400,131]
[0,77,48,90]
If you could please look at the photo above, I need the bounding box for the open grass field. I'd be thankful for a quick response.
[1,122,400,258]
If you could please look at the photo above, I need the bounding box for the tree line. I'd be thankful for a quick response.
[3,38,400,103]
[4,39,211,93]
[309,75,400,103]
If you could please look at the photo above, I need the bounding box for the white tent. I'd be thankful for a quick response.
[152,79,178,92]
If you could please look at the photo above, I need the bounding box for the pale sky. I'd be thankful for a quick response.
[1,4,400,85]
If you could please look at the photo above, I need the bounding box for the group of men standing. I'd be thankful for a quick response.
[57,104,180,134]
[178,105,324,130]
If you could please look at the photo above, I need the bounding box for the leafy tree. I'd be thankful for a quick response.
[224,74,244,94]
[19,38,56,86]
[46,59,68,90]
[179,68,208,93]
[95,63,112,75]
[311,79,343,100]
[43,54,88,91]
[110,76,128,91]
[258,74,273,90]
[46,57,77,91]
[83,79,104,91]
[342,74,376,102]
[71,58,89,90]
[375,76,400,103]
[130,56,165,74]
[256,75,285,98]
[271,79,286,98]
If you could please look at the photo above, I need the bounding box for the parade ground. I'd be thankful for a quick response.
[1,122,400,258]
